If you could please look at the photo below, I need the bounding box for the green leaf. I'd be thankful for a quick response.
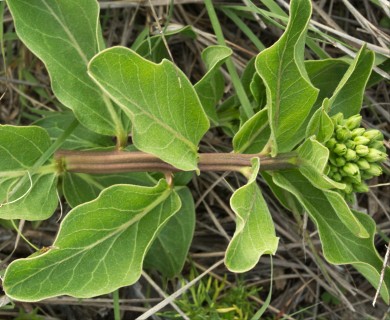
[34,112,114,151]
[6,0,128,138]
[0,126,57,220]
[232,108,270,154]
[273,170,389,303]
[63,172,156,207]
[194,45,232,123]
[297,137,345,190]
[134,25,197,62]
[249,73,266,108]
[3,180,181,301]
[328,46,375,117]
[305,59,350,109]
[261,171,303,214]
[144,187,195,277]
[88,47,210,171]
[305,99,334,143]
[255,0,318,155]
[225,158,279,272]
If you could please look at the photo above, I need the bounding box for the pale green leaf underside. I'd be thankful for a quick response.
[305,102,334,143]
[225,158,279,272]
[328,46,374,117]
[255,0,318,155]
[88,47,210,171]
[6,0,127,136]
[194,45,232,123]
[297,137,345,190]
[273,170,390,303]
[0,126,57,220]
[3,180,181,301]
[233,108,270,154]
[144,187,195,277]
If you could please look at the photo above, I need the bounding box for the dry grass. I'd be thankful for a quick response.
[1,1,389,319]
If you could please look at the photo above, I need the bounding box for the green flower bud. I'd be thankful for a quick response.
[361,172,373,180]
[334,143,347,156]
[353,183,369,193]
[344,183,353,194]
[357,158,370,170]
[342,163,360,177]
[326,137,337,150]
[346,140,356,150]
[351,128,365,138]
[336,126,351,141]
[331,113,344,126]
[335,157,346,167]
[332,173,342,182]
[355,145,369,156]
[344,115,362,130]
[354,136,370,145]
[344,149,357,161]
[363,129,383,141]
[365,148,387,162]
[365,163,382,177]
[368,140,386,152]
[330,165,338,173]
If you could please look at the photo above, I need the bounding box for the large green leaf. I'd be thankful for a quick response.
[0,126,57,220]
[273,170,390,303]
[6,0,128,138]
[88,47,210,171]
[328,46,375,117]
[255,0,318,155]
[144,187,195,277]
[233,108,270,154]
[34,112,114,151]
[62,172,156,207]
[194,45,232,123]
[3,180,181,301]
[225,158,279,272]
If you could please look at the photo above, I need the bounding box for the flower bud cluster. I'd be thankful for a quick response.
[325,113,387,195]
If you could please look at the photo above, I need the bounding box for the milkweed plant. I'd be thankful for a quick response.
[0,0,389,308]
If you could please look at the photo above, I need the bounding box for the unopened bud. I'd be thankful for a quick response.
[365,148,387,162]
[326,138,337,150]
[344,149,357,161]
[368,140,386,152]
[335,157,346,167]
[342,163,360,177]
[346,140,356,150]
[355,145,369,156]
[331,113,344,126]
[351,128,365,138]
[332,173,342,182]
[344,183,353,194]
[334,143,347,156]
[353,183,369,193]
[336,126,351,141]
[365,163,382,177]
[363,129,383,141]
[354,136,370,145]
[361,172,373,180]
[344,115,362,130]
[357,158,370,170]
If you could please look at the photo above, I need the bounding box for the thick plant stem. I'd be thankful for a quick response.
[55,150,297,174]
